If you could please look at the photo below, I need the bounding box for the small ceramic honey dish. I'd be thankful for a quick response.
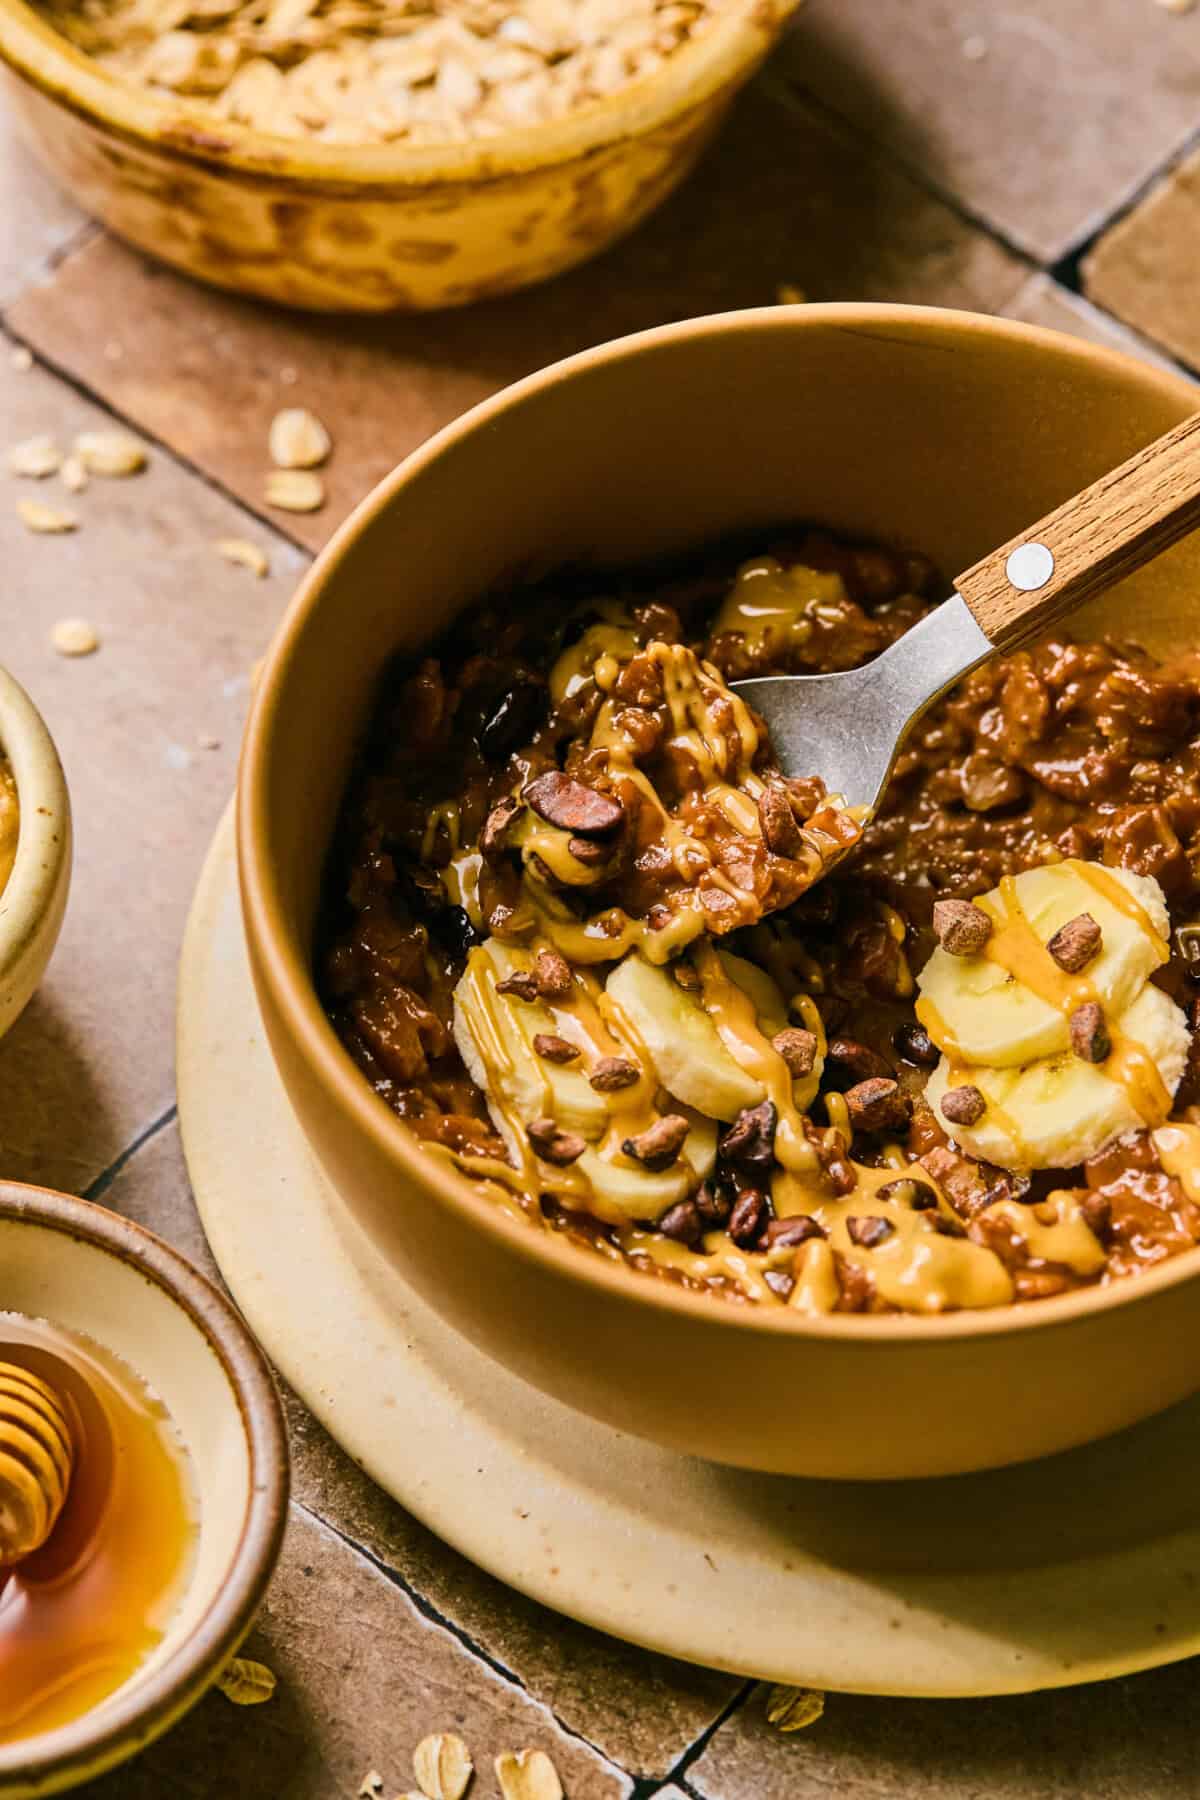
[0,1185,288,1797]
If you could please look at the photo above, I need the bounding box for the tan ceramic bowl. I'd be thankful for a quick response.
[0,1186,288,1797]
[240,304,1200,1480]
[0,0,793,312]
[0,666,71,1042]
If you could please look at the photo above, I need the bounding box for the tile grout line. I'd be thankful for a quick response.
[771,62,1200,378]
[1049,113,1200,303]
[761,70,1038,283]
[0,309,319,564]
[647,1675,757,1798]
[83,1100,178,1204]
[291,1498,646,1786]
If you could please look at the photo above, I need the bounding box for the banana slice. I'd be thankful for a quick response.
[925,981,1191,1170]
[715,951,788,1033]
[605,952,766,1120]
[918,862,1169,1067]
[452,941,611,1143]
[575,1112,718,1225]
[453,941,714,1224]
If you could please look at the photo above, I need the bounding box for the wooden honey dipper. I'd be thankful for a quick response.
[0,1361,74,1566]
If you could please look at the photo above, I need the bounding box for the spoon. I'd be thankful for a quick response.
[734,412,1200,844]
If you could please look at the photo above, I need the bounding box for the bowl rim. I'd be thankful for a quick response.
[0,1182,289,1786]
[0,663,71,1000]
[0,0,790,188]
[239,299,1200,1348]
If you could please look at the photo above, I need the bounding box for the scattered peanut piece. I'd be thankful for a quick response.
[266,468,325,513]
[51,617,99,657]
[60,454,89,494]
[932,897,992,956]
[940,1084,986,1128]
[588,1055,640,1092]
[216,536,271,578]
[1070,1000,1111,1064]
[269,406,332,470]
[494,1750,562,1800]
[197,732,221,751]
[1047,912,1102,973]
[622,1112,690,1170]
[412,1731,473,1800]
[73,430,147,476]
[9,345,32,372]
[215,1656,277,1705]
[527,1116,585,1166]
[772,1026,817,1077]
[357,1773,384,1798]
[765,1684,826,1731]
[20,500,77,535]
[8,435,62,479]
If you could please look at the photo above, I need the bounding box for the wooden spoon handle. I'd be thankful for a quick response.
[954,411,1200,650]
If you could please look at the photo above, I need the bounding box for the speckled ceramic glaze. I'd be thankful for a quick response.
[0,0,793,311]
[0,665,70,1043]
[239,306,1200,1479]
[0,1187,288,1798]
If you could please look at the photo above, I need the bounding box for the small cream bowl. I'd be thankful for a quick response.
[0,665,71,1041]
[0,1185,288,1798]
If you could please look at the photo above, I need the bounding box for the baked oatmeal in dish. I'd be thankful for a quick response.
[319,529,1200,1316]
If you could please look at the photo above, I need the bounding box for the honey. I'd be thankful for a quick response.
[0,1313,198,1746]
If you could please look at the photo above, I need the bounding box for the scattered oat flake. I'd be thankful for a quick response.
[10,345,32,372]
[413,1732,473,1800]
[494,1750,562,1800]
[9,436,62,479]
[19,499,77,535]
[775,283,805,305]
[266,468,325,513]
[60,454,89,494]
[51,617,99,657]
[766,1684,825,1731]
[74,430,147,476]
[197,732,221,750]
[357,1773,384,1797]
[269,406,332,470]
[216,1656,277,1705]
[216,536,270,578]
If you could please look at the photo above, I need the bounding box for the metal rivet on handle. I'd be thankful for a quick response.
[1006,541,1055,592]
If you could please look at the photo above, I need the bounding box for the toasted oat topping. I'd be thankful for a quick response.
[51,617,100,655]
[216,1655,278,1704]
[266,467,326,512]
[38,0,723,146]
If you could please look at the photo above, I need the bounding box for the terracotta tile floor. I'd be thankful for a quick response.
[1,4,1200,1792]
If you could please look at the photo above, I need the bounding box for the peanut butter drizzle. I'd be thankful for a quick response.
[452,939,709,1217]
[625,1154,1015,1311]
[444,849,483,925]
[1151,1121,1200,1203]
[420,799,461,863]
[977,870,1171,1128]
[1074,861,1169,951]
[712,557,848,653]
[692,939,820,1177]
[984,1190,1107,1277]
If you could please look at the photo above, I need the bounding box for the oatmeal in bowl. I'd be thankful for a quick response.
[320,530,1200,1319]
[240,306,1200,1476]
